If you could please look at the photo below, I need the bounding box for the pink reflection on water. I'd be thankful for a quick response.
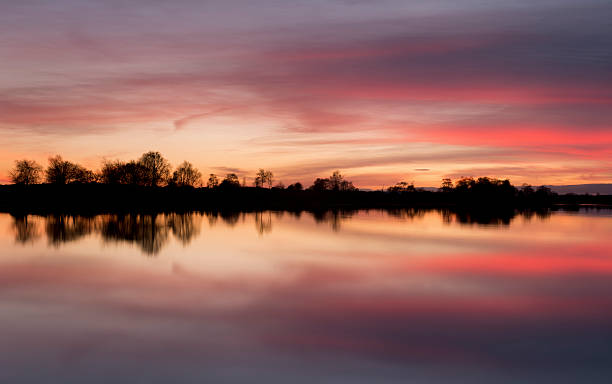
[1,210,612,383]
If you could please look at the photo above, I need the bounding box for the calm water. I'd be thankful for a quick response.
[1,209,611,383]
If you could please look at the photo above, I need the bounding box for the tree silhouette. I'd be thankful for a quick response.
[333,171,356,191]
[172,161,202,187]
[287,182,303,191]
[138,151,170,187]
[440,178,453,192]
[207,173,219,188]
[45,155,93,184]
[388,181,416,192]
[255,169,274,188]
[101,160,147,185]
[100,160,123,184]
[455,177,475,192]
[9,159,43,185]
[310,177,330,191]
[219,173,240,189]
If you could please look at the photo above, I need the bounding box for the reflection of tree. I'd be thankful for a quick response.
[11,215,40,244]
[167,212,202,245]
[534,209,552,221]
[254,211,273,235]
[45,215,95,246]
[219,211,240,227]
[441,209,453,225]
[99,214,170,255]
[287,211,302,219]
[385,208,552,226]
[312,210,354,231]
[387,208,425,221]
[453,210,514,226]
[205,212,219,227]
[10,209,555,256]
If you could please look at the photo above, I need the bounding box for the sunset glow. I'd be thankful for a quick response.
[1,0,611,187]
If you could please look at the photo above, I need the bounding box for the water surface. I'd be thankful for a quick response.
[1,209,611,383]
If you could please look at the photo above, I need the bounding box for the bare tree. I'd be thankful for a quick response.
[9,160,43,185]
[172,161,202,187]
[255,169,265,187]
[45,155,93,184]
[329,170,356,191]
[207,174,219,188]
[138,151,170,187]
[46,155,74,184]
[265,170,274,188]
[255,169,274,188]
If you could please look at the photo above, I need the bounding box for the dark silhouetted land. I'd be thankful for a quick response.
[4,152,610,213]
[1,183,610,214]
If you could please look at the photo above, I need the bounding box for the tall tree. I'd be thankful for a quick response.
[138,151,170,187]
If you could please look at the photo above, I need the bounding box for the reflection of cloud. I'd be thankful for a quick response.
[3,241,612,380]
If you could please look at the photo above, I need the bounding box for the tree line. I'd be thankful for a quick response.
[7,151,558,198]
[387,176,555,202]
[7,151,357,191]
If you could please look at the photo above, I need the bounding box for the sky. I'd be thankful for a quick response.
[1,0,611,188]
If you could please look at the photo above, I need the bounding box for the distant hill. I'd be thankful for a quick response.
[419,187,439,192]
[545,184,612,195]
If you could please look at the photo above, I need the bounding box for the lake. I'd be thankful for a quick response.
[1,209,611,383]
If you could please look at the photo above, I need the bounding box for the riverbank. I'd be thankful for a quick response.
[1,184,610,214]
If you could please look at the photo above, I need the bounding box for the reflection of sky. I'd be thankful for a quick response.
[1,1,611,187]
[1,210,612,383]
